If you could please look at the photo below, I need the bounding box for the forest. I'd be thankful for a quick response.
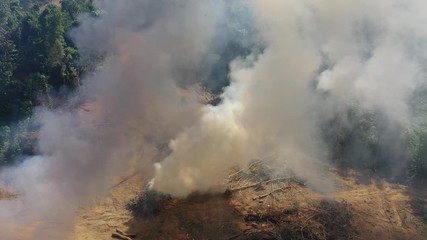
[0,0,94,163]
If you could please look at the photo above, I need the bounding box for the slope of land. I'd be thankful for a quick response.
[1,94,426,239]
[76,171,144,240]
[1,161,426,239]
[75,162,427,240]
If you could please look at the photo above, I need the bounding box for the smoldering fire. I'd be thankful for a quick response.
[1,0,427,239]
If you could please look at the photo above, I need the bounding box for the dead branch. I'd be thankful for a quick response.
[227,233,242,240]
[228,167,246,179]
[111,232,132,240]
[116,229,137,238]
[109,172,139,190]
[230,182,260,192]
[263,177,289,185]
[229,177,289,192]
[252,186,292,200]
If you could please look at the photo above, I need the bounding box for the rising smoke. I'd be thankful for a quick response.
[1,0,427,239]
[152,0,427,195]
[0,1,220,238]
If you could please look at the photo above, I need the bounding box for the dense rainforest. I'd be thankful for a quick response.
[0,0,95,163]
[0,0,427,184]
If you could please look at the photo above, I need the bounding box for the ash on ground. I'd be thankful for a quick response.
[126,180,171,218]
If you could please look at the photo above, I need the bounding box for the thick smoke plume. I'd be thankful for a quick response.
[153,0,427,195]
[0,0,219,239]
[1,0,427,239]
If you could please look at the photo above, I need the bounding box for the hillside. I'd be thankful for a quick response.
[2,1,427,240]
[75,162,427,240]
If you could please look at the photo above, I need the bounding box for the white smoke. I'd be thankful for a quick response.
[153,0,333,196]
[2,0,427,239]
[0,0,221,239]
[153,0,427,195]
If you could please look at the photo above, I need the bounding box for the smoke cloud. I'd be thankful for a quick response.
[2,0,427,238]
[153,0,427,195]
[0,0,220,239]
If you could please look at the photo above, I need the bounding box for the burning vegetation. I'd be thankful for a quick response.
[2,0,427,239]
[114,161,426,240]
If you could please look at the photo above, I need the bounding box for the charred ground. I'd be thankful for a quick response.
[74,161,427,240]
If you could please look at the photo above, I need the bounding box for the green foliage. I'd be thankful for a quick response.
[322,106,379,168]
[323,104,413,180]
[0,0,94,124]
[323,87,427,181]
[0,126,17,165]
[0,0,95,165]
[408,126,427,179]
[0,1,21,80]
[407,87,427,180]
[61,0,81,20]
[0,117,34,165]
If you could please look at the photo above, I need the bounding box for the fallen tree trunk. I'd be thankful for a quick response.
[252,186,292,200]
[111,233,132,240]
[229,177,289,192]
[116,229,137,238]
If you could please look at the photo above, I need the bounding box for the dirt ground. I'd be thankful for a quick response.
[74,163,427,240]
[75,172,144,240]
[0,190,14,200]
[1,164,426,239]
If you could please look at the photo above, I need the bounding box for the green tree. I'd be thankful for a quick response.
[0,0,96,165]
[61,0,80,20]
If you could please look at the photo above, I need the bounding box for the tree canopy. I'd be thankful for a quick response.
[0,0,95,164]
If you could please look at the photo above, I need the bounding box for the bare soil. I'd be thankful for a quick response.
[75,164,427,240]
[1,163,426,239]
